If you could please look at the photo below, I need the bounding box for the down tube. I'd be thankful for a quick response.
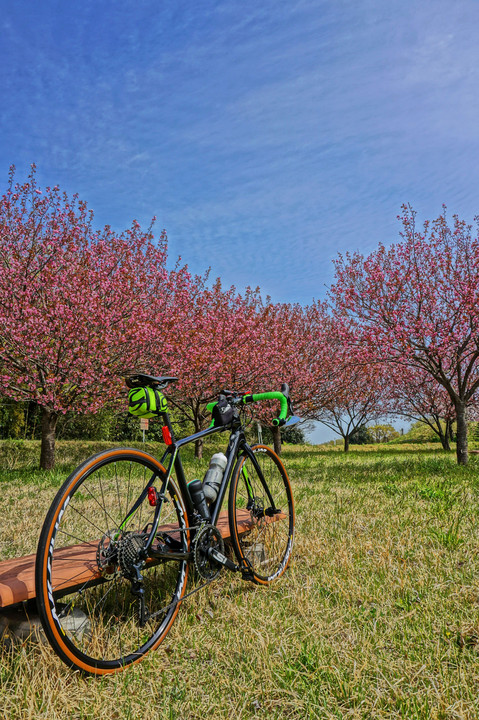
[209,430,243,526]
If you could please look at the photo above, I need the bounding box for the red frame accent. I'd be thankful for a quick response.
[162,426,172,445]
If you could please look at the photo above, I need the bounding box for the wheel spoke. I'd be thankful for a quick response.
[37,450,189,674]
[229,445,294,583]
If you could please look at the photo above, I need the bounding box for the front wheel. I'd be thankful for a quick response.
[35,448,189,675]
[228,444,294,584]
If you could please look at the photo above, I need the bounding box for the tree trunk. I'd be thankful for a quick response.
[194,438,203,459]
[344,435,350,452]
[446,419,455,443]
[440,434,451,452]
[40,407,58,470]
[193,407,204,459]
[455,402,468,465]
[272,425,282,456]
[437,423,451,451]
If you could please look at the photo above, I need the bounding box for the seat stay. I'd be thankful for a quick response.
[119,470,159,533]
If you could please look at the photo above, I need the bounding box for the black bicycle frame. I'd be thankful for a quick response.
[120,408,277,561]
[159,420,240,524]
[159,416,277,525]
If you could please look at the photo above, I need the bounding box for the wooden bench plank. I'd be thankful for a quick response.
[0,509,256,608]
[0,553,38,608]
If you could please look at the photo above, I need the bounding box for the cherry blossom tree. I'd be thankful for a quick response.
[310,353,391,451]
[238,300,328,455]
[147,287,320,458]
[331,205,479,464]
[386,367,456,451]
[275,303,392,452]
[247,300,389,454]
[0,166,172,468]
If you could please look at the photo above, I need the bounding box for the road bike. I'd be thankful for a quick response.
[35,374,297,675]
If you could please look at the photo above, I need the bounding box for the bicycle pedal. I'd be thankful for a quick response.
[240,568,255,581]
[239,557,255,581]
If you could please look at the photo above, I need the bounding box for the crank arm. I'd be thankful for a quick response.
[207,547,240,572]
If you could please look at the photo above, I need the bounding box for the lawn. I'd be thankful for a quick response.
[1,440,479,719]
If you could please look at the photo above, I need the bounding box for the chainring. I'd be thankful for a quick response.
[193,524,225,580]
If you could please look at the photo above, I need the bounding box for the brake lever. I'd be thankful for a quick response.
[287,396,295,416]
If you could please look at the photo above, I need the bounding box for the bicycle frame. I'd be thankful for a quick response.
[117,400,280,572]
[159,416,272,526]
[120,408,273,560]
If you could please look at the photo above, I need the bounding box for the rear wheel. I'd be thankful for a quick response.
[228,444,294,584]
[35,448,189,675]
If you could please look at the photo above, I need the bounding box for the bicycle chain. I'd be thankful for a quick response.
[147,521,217,621]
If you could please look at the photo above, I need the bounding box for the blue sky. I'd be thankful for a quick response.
[1,0,478,441]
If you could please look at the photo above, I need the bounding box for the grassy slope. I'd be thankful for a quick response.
[1,440,479,719]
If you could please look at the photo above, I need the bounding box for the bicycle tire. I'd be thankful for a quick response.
[35,448,189,675]
[228,444,294,584]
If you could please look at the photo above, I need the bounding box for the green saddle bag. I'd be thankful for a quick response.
[128,387,168,418]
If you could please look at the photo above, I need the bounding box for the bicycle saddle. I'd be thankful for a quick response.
[125,373,179,389]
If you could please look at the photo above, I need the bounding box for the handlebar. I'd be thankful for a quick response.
[206,386,293,427]
[242,391,289,426]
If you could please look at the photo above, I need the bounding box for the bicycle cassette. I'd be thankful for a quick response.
[117,532,148,579]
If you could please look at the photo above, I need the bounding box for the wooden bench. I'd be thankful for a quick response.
[0,509,255,609]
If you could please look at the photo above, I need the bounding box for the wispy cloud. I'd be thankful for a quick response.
[1,0,479,304]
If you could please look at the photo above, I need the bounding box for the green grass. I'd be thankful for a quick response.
[1,440,479,719]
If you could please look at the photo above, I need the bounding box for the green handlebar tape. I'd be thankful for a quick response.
[249,391,288,425]
[207,392,288,426]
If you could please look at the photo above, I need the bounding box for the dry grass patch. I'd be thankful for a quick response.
[1,441,479,718]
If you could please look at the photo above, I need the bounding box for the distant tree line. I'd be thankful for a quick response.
[349,424,400,445]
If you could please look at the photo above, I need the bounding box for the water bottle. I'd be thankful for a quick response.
[187,479,211,521]
[202,452,227,503]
